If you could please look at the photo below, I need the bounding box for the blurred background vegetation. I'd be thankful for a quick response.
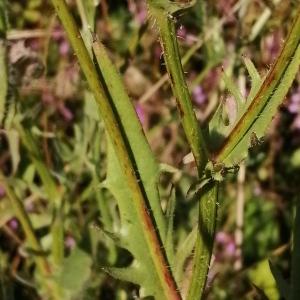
[1,0,300,299]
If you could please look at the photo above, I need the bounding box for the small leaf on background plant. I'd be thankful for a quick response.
[269,260,290,299]
[248,259,280,300]
[57,247,92,299]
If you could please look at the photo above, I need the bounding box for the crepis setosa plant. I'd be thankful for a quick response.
[1,0,300,299]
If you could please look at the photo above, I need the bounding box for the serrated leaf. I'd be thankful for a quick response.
[212,10,300,166]
[91,28,167,247]
[104,139,170,299]
[210,59,262,152]
[104,266,143,286]
[89,22,176,298]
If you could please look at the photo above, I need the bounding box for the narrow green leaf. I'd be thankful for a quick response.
[91,39,167,240]
[243,56,262,102]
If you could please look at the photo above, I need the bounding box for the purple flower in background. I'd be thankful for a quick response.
[176,25,198,45]
[288,87,300,114]
[225,241,236,256]
[287,86,300,131]
[292,115,300,131]
[52,26,64,40]
[128,0,147,25]
[0,185,5,198]
[177,25,187,40]
[135,103,145,125]
[52,24,70,57]
[154,43,163,61]
[57,103,74,122]
[65,235,76,250]
[262,31,283,64]
[216,231,230,244]
[215,231,237,262]
[59,40,70,56]
[8,218,19,231]
[42,90,55,104]
[192,85,206,105]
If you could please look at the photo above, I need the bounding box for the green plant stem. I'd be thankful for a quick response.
[148,5,220,299]
[290,200,300,300]
[16,125,58,201]
[187,181,218,300]
[150,8,208,176]
[50,1,181,299]
[214,7,300,163]
[0,173,50,276]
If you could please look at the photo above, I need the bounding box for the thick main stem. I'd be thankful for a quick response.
[148,5,220,299]
[50,1,181,299]
[152,9,208,176]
